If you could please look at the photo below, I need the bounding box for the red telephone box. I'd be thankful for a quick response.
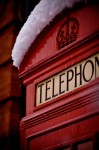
[19,3,99,150]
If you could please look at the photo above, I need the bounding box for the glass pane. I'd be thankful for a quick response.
[76,140,93,150]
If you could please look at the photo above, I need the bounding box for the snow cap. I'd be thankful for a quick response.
[12,0,84,69]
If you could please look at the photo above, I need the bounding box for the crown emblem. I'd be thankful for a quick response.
[56,18,79,50]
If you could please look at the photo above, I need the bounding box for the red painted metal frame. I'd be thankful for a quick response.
[20,33,99,149]
[19,3,99,150]
[22,32,99,115]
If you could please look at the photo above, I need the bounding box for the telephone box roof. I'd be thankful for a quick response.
[11,0,85,69]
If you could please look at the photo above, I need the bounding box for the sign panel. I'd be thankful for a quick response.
[36,53,99,106]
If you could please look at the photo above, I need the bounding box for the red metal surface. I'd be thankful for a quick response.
[19,4,99,74]
[19,3,99,150]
